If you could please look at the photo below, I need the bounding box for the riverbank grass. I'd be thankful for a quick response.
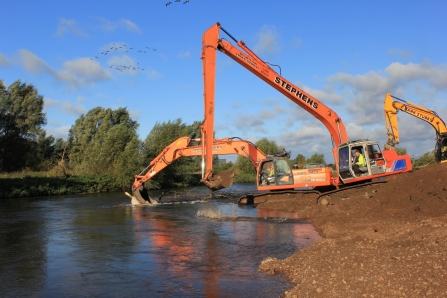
[0,172,119,199]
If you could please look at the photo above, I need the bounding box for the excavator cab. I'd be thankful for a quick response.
[338,140,387,181]
[257,151,294,187]
[258,158,294,187]
[434,134,447,163]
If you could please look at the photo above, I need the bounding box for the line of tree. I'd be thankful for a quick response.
[0,79,438,193]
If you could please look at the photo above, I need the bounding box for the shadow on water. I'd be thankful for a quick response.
[0,183,320,297]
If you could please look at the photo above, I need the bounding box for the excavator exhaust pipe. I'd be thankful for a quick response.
[202,170,235,191]
[126,185,158,206]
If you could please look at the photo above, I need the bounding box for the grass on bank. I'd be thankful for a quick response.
[0,173,118,199]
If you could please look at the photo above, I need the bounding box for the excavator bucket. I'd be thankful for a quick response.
[127,186,158,206]
[202,170,235,191]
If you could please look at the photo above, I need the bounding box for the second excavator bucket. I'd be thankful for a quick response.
[202,170,235,191]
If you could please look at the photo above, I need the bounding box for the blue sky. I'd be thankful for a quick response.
[1,0,446,164]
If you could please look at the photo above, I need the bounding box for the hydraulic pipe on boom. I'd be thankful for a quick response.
[202,22,412,193]
[384,93,447,163]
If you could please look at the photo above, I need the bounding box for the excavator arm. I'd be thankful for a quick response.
[384,93,447,163]
[202,23,349,148]
[131,137,267,204]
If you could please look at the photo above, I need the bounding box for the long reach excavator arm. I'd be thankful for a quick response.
[131,137,267,204]
[202,22,412,192]
[384,93,447,163]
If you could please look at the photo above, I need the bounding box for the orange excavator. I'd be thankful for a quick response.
[130,136,270,205]
[384,93,447,164]
[201,22,413,203]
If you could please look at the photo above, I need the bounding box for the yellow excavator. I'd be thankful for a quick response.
[384,93,447,163]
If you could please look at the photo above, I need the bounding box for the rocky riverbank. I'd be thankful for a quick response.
[257,162,447,297]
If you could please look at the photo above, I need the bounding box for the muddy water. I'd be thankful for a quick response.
[0,184,320,297]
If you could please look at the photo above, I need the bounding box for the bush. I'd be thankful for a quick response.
[0,174,118,199]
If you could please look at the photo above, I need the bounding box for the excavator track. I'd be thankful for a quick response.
[237,180,388,206]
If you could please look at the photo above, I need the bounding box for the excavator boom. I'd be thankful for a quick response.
[203,23,348,148]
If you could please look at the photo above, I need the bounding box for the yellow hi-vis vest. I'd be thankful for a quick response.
[356,154,366,167]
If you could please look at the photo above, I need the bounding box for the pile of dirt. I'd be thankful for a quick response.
[257,163,447,297]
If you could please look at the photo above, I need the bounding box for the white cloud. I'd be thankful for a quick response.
[96,92,109,100]
[19,49,55,74]
[107,55,139,76]
[147,69,161,79]
[43,97,60,108]
[129,109,141,120]
[326,60,447,126]
[292,37,302,49]
[0,53,10,67]
[387,48,412,60]
[62,58,112,84]
[119,19,140,32]
[300,84,345,105]
[45,126,71,140]
[386,60,447,89]
[62,98,87,116]
[98,17,141,33]
[54,18,88,38]
[311,60,447,159]
[178,51,190,58]
[44,96,87,116]
[18,50,112,88]
[253,25,281,55]
[234,113,267,133]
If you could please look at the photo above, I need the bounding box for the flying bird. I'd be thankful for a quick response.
[166,2,171,6]
[183,0,189,3]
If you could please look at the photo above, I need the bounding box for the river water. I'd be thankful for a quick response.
[0,183,320,297]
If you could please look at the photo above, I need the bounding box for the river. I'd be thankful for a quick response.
[0,183,320,297]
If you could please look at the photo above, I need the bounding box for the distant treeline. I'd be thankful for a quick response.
[0,80,436,198]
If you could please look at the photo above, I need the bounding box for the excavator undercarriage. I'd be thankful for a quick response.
[237,179,387,206]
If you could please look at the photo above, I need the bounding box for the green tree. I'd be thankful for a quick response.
[68,107,141,188]
[235,138,282,174]
[0,80,47,172]
[292,153,306,169]
[255,138,281,154]
[395,147,407,155]
[31,132,57,170]
[412,151,436,169]
[142,119,202,189]
[306,153,326,165]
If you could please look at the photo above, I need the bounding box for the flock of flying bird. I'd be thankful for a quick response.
[90,43,156,72]
[90,1,190,72]
[166,0,189,6]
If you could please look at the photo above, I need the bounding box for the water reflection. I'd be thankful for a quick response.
[0,186,320,297]
[0,198,48,297]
